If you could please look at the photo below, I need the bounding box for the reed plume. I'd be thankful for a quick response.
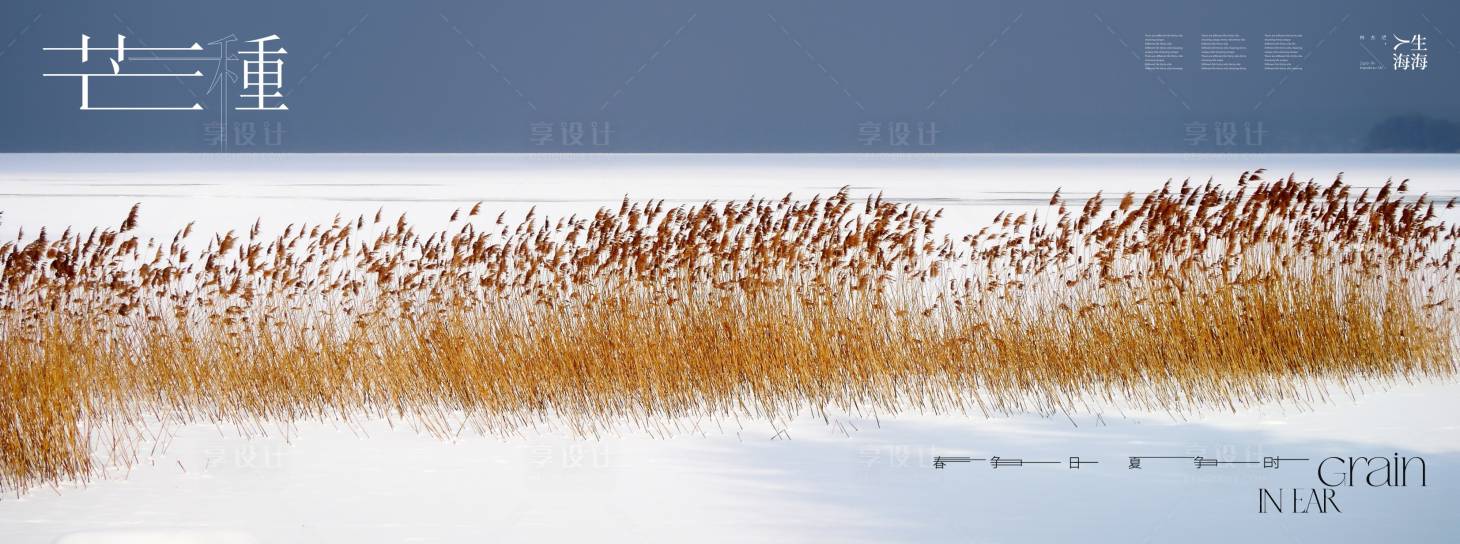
[1,171,1457,493]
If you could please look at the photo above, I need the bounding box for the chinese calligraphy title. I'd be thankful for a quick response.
[43,33,287,111]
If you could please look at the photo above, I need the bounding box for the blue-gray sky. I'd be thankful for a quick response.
[1,0,1457,152]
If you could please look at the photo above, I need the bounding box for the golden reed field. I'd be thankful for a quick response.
[2,170,1459,493]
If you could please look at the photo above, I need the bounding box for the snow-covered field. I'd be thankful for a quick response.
[2,154,1458,543]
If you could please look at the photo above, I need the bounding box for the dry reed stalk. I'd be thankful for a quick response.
[1,171,1457,493]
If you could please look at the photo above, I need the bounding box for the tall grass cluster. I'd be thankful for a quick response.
[2,171,1457,493]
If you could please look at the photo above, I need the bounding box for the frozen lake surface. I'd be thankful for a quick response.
[1,154,1458,543]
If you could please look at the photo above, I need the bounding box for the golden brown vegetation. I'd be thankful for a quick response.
[2,170,1458,493]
